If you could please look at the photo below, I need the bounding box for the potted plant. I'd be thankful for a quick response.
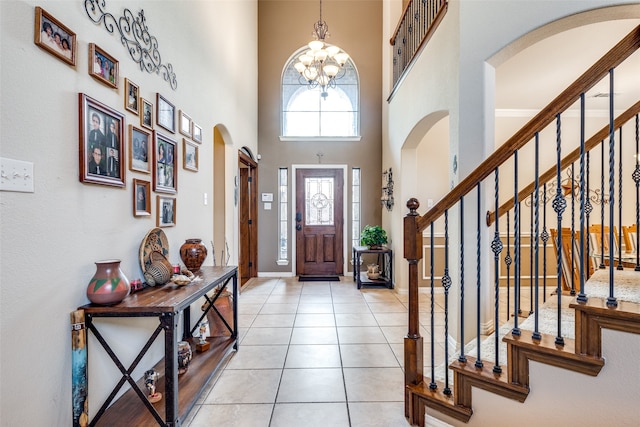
[360,225,388,249]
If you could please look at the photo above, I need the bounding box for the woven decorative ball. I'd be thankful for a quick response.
[144,260,172,286]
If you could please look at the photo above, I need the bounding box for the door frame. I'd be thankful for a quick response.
[238,150,258,284]
[291,164,349,276]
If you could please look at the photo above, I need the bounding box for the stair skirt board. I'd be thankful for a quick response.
[298,275,341,282]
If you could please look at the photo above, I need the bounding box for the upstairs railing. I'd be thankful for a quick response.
[389,0,448,99]
[404,24,640,422]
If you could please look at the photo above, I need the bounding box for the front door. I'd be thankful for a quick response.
[295,168,344,276]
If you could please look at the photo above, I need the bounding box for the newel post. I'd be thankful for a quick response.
[404,199,423,401]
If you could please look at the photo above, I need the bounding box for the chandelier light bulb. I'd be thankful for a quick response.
[308,40,324,51]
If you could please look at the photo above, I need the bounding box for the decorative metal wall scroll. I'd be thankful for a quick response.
[525,168,608,208]
[381,168,394,211]
[84,0,178,90]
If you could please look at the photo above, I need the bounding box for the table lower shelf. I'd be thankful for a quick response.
[93,335,237,426]
[356,272,393,289]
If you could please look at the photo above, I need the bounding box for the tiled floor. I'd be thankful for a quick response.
[184,276,444,426]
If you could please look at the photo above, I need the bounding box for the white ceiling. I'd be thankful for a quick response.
[495,20,640,114]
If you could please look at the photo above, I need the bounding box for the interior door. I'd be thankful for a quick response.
[238,152,257,286]
[295,168,344,276]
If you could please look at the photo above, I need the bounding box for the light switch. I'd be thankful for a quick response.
[203,192,208,205]
[0,157,34,193]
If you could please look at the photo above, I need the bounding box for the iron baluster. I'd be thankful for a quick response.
[553,114,566,346]
[577,93,588,303]
[617,127,623,270]
[505,211,512,320]
[442,210,452,395]
[459,197,467,363]
[429,223,437,390]
[512,150,521,337]
[607,69,618,307]
[491,170,503,373]
[600,140,606,269]
[532,134,541,340]
[475,187,483,369]
[530,198,535,312]
[570,162,576,295]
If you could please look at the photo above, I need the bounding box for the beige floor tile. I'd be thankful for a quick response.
[238,294,270,305]
[204,369,281,404]
[241,327,292,345]
[337,326,387,344]
[225,344,288,370]
[335,312,378,327]
[368,301,408,313]
[284,344,341,368]
[343,367,405,402]
[373,312,408,326]
[290,327,338,345]
[294,313,336,327]
[297,303,334,313]
[270,402,349,427]
[332,294,368,304]
[333,302,372,313]
[301,283,332,294]
[237,314,257,328]
[340,343,400,368]
[299,294,333,304]
[266,294,301,304]
[362,291,402,303]
[188,404,273,427]
[276,368,346,402]
[251,313,296,328]
[349,402,414,426]
[237,303,263,315]
[259,303,298,314]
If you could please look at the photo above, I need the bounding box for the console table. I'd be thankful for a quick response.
[353,245,393,289]
[79,266,238,426]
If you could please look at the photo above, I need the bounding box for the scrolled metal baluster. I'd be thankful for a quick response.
[512,150,521,337]
[634,114,640,271]
[617,127,623,270]
[475,186,483,369]
[442,210,452,395]
[490,176,502,373]
[553,114,566,346]
[429,223,437,390]
[607,69,618,307]
[505,211,512,320]
[541,184,549,304]
[532,134,541,340]
[577,93,589,303]
[459,197,466,364]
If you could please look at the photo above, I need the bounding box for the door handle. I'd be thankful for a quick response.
[296,212,302,222]
[296,224,302,231]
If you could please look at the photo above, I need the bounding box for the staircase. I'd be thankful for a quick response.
[403,25,640,426]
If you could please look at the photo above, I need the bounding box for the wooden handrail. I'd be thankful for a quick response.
[486,99,640,226]
[415,24,640,233]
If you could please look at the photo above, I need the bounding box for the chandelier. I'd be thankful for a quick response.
[294,0,349,99]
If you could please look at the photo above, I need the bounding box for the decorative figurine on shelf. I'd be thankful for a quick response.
[144,369,162,403]
[196,321,210,352]
[177,341,192,375]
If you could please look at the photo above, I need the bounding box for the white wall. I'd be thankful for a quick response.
[0,1,257,424]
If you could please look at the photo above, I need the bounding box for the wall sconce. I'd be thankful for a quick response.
[381,168,394,211]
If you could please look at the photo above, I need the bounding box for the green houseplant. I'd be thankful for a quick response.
[360,225,388,249]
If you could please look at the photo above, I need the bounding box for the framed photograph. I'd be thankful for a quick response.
[157,196,176,227]
[156,93,175,133]
[89,43,119,89]
[183,139,199,172]
[125,79,139,115]
[128,125,151,173]
[79,93,126,187]
[133,179,151,217]
[140,98,153,130]
[179,111,192,138]
[192,123,202,143]
[153,132,177,194]
[34,6,76,66]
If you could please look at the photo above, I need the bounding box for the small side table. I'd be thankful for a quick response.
[353,245,393,289]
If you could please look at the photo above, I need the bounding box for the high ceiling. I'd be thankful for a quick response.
[495,20,640,114]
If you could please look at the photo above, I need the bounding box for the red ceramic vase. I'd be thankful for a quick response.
[180,239,207,271]
[86,259,131,305]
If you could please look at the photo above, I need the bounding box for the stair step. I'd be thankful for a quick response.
[449,355,529,408]
[503,329,605,388]
[406,380,472,423]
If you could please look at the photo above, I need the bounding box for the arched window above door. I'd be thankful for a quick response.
[281,47,360,140]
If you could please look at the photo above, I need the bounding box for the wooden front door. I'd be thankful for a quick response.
[295,168,344,276]
[238,152,257,285]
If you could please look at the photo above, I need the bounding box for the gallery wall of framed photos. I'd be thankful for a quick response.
[35,4,208,228]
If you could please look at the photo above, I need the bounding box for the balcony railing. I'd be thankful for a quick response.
[389,0,448,99]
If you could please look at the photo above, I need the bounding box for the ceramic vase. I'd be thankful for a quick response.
[177,341,193,375]
[179,239,207,271]
[86,259,130,305]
